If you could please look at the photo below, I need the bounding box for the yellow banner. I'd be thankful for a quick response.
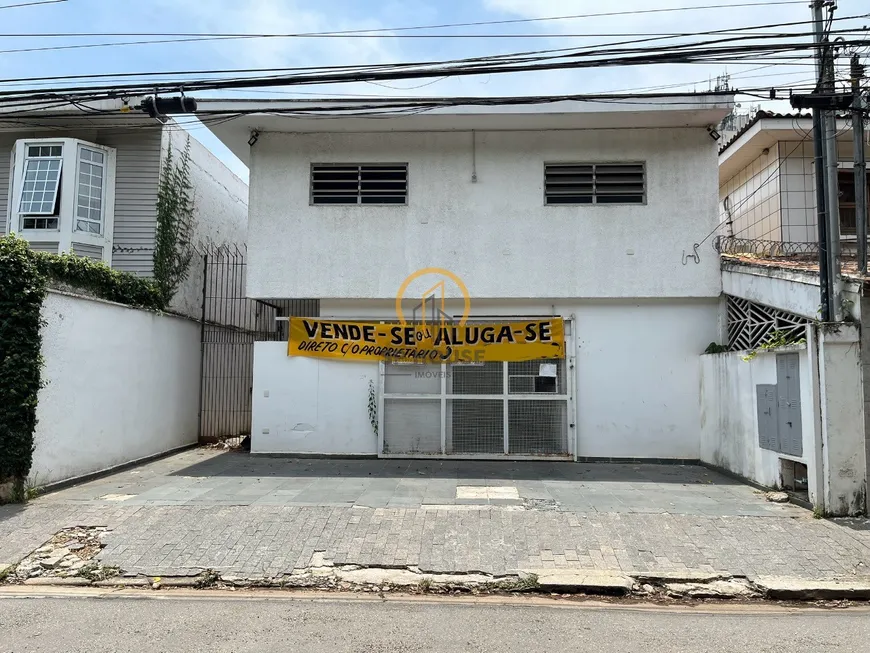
[287,318,565,363]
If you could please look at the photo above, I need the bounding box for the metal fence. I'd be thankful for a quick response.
[197,244,318,443]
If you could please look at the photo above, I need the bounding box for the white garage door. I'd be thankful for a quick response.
[379,321,573,458]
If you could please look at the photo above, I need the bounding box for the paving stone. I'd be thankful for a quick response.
[1,450,869,587]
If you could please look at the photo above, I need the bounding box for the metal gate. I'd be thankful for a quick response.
[197,244,317,442]
[378,320,573,458]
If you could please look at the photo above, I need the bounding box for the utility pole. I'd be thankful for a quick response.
[811,1,832,321]
[821,1,843,321]
[852,53,868,274]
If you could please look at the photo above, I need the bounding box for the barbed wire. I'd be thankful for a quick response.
[713,235,820,256]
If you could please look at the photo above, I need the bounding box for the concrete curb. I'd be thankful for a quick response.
[92,578,150,588]
[525,570,635,595]
[754,577,870,600]
[23,577,91,586]
[7,568,870,601]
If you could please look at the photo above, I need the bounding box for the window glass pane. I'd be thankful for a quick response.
[75,147,105,230]
[26,144,63,158]
[19,156,62,215]
[23,216,58,230]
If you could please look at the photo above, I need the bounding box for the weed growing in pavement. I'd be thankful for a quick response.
[195,569,221,588]
[78,563,120,582]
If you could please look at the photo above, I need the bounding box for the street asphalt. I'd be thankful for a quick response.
[1,591,869,652]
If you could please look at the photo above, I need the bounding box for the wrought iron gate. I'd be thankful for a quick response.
[197,244,317,442]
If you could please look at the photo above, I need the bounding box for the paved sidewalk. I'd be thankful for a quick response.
[2,449,869,581]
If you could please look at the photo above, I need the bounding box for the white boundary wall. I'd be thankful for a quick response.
[251,298,718,459]
[30,291,201,486]
[700,334,821,505]
[707,261,867,515]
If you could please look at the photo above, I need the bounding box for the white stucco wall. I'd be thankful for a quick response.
[699,336,820,504]
[251,298,717,458]
[818,325,866,515]
[722,262,862,322]
[30,291,201,486]
[163,125,249,319]
[252,344,379,455]
[247,128,721,300]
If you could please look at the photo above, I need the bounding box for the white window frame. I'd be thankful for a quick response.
[73,144,109,236]
[18,143,63,220]
[6,137,116,263]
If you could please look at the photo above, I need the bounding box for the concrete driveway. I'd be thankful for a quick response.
[4,447,869,584]
[39,448,805,517]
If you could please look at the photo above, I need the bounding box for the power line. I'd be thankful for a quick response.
[0,24,865,107]
[1,10,863,59]
[0,2,812,38]
[0,22,853,92]
[0,0,65,9]
[1,16,863,88]
[0,30,842,56]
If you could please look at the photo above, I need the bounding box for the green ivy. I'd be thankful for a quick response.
[0,234,165,494]
[741,330,806,362]
[34,251,163,310]
[153,137,196,306]
[0,235,46,491]
[368,379,378,437]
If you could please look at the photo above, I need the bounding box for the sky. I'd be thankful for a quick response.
[1,0,867,182]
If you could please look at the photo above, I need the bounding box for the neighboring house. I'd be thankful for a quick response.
[710,111,869,516]
[718,111,869,245]
[0,101,248,316]
[206,94,734,460]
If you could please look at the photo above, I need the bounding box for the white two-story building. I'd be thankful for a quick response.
[208,95,734,460]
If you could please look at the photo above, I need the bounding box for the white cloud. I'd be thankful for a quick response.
[154,0,399,70]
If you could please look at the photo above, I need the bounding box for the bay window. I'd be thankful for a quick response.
[6,138,115,261]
